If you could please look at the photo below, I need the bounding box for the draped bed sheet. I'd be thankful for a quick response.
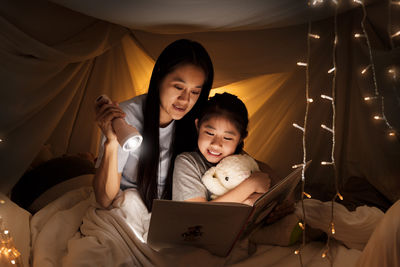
[29,186,384,267]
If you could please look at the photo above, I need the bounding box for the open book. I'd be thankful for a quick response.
[147,161,311,257]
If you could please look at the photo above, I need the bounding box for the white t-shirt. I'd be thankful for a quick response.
[95,94,175,197]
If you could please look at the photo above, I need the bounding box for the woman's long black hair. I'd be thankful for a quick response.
[137,39,214,212]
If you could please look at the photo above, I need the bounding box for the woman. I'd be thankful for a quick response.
[94,39,214,211]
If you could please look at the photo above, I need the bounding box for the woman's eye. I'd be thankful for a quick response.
[174,85,183,90]
[191,91,200,95]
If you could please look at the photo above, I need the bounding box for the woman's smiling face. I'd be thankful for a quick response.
[158,64,205,127]
[196,115,241,163]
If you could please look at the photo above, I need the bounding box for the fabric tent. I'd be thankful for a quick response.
[0,0,399,208]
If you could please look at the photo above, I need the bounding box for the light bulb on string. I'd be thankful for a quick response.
[321,94,333,101]
[354,33,365,38]
[292,123,305,132]
[374,115,384,120]
[307,98,314,103]
[308,33,320,39]
[328,67,335,73]
[303,192,312,198]
[364,96,378,101]
[361,64,371,74]
[297,62,308,66]
[321,124,334,133]
[391,30,400,38]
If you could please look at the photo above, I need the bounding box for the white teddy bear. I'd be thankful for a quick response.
[201,154,260,199]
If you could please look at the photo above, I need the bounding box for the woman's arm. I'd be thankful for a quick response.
[93,98,125,208]
[93,140,122,208]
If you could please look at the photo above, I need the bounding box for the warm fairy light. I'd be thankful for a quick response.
[327,67,335,73]
[321,161,334,165]
[303,192,312,198]
[11,260,16,265]
[364,96,378,101]
[354,33,364,38]
[307,98,314,103]
[322,251,327,258]
[292,163,304,169]
[332,0,338,4]
[353,0,363,4]
[0,138,2,143]
[321,124,334,133]
[389,131,396,137]
[337,192,343,200]
[374,115,383,120]
[297,62,308,66]
[391,31,400,38]
[361,64,371,74]
[4,230,9,235]
[0,199,5,204]
[292,123,305,132]
[311,0,324,6]
[298,222,305,230]
[294,249,300,254]
[321,94,333,101]
[308,33,320,39]
[331,222,336,234]
[391,1,400,5]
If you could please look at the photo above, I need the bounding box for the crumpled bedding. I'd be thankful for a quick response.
[30,187,383,267]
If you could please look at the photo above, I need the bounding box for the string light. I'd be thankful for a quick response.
[361,64,371,74]
[364,96,378,101]
[321,124,334,133]
[321,161,334,165]
[391,30,400,38]
[353,0,363,4]
[307,98,314,103]
[292,163,304,169]
[0,216,22,266]
[327,67,335,73]
[356,0,398,138]
[321,94,333,101]
[336,192,344,200]
[298,222,306,230]
[292,123,305,132]
[308,33,320,39]
[303,192,312,198]
[297,62,308,66]
[354,33,365,38]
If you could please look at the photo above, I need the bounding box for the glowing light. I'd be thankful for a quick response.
[321,94,333,101]
[354,33,364,38]
[391,1,400,5]
[307,98,314,103]
[353,0,363,4]
[303,192,312,198]
[309,33,320,39]
[361,64,371,74]
[311,0,324,6]
[374,115,383,120]
[322,251,327,258]
[391,31,400,38]
[337,193,344,200]
[297,62,307,66]
[328,67,335,73]
[0,199,5,204]
[292,163,304,169]
[11,260,16,265]
[321,124,333,133]
[298,222,305,230]
[4,230,9,235]
[295,249,300,255]
[364,96,378,101]
[332,0,338,4]
[292,123,305,132]
[389,131,396,137]
[321,161,334,165]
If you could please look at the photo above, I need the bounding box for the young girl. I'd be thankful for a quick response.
[172,92,275,204]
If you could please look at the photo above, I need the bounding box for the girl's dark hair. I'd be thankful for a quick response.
[197,93,249,154]
[137,39,214,212]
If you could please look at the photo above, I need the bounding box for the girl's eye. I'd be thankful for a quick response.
[174,85,184,90]
[191,91,200,95]
[205,131,214,136]
[224,137,233,141]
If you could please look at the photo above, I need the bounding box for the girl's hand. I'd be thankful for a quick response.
[248,171,271,194]
[94,100,125,142]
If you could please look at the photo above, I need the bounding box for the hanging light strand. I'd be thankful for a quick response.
[356,0,397,136]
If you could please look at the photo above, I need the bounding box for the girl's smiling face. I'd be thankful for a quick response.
[196,115,241,163]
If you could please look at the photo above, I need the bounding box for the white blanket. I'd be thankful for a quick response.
[30,187,383,267]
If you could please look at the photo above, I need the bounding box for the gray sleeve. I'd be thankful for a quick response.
[172,154,208,201]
